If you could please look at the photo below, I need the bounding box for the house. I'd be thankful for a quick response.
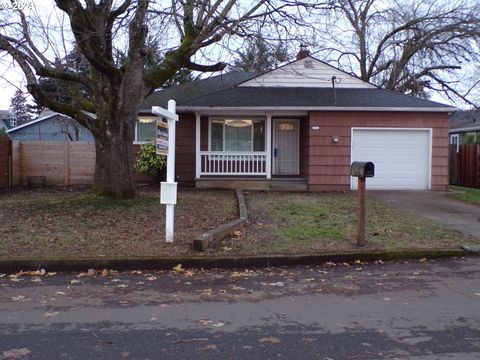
[140,49,455,191]
[0,110,15,131]
[449,109,480,149]
[6,111,94,142]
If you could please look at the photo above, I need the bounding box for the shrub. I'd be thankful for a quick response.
[134,142,167,181]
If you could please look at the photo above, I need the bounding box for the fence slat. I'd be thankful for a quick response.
[449,144,480,188]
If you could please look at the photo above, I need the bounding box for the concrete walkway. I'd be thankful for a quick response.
[370,190,480,239]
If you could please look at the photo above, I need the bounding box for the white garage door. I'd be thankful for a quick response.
[351,129,431,190]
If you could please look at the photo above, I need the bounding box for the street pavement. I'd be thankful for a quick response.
[0,257,479,359]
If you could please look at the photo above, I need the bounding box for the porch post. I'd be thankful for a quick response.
[266,114,272,179]
[195,113,201,178]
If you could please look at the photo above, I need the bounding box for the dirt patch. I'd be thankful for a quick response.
[0,186,237,258]
[208,191,478,255]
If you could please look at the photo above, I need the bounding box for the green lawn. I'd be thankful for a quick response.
[211,192,478,255]
[449,186,480,205]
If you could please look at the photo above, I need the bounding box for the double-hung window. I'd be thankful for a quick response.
[210,118,265,152]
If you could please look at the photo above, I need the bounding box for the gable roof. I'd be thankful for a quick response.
[449,109,480,132]
[142,60,456,113]
[6,111,60,133]
[238,56,377,89]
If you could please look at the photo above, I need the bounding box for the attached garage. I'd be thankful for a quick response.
[351,128,431,190]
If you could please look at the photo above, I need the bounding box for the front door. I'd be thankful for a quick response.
[273,119,299,175]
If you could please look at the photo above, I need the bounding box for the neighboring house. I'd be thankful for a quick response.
[140,49,455,191]
[449,109,480,149]
[0,110,16,130]
[6,111,94,141]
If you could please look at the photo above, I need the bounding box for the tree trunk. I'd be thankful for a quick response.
[93,115,136,197]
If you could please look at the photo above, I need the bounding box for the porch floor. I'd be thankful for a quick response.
[195,177,308,191]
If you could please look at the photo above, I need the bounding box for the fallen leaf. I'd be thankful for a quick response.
[2,348,31,359]
[116,284,129,288]
[55,291,65,296]
[70,279,81,284]
[43,311,60,318]
[101,269,111,277]
[78,268,96,278]
[325,261,336,266]
[146,276,157,281]
[231,285,246,291]
[258,337,281,344]
[11,295,25,301]
[46,272,57,277]
[173,264,184,273]
[0,273,5,278]
[419,257,427,263]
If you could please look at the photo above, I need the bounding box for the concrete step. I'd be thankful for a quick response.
[196,177,307,191]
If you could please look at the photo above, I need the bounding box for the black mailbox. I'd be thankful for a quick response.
[351,161,374,178]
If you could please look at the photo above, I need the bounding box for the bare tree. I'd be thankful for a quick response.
[0,0,314,197]
[317,0,480,107]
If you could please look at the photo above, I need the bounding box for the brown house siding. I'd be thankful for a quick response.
[307,111,449,191]
[175,113,196,186]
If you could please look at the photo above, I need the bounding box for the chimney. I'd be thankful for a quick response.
[296,45,310,60]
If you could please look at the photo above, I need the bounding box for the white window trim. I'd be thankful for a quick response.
[208,117,266,152]
[449,134,459,153]
[134,117,156,144]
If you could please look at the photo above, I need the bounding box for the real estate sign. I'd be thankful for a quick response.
[156,120,168,156]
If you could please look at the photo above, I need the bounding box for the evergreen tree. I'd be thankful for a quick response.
[10,90,31,125]
[232,37,290,73]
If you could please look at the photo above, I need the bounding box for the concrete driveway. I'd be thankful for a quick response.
[369,190,480,239]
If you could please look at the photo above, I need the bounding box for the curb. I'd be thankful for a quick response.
[461,245,480,255]
[0,249,470,273]
[192,189,248,251]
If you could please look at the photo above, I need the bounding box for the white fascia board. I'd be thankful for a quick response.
[6,113,59,133]
[449,126,480,133]
[176,106,456,113]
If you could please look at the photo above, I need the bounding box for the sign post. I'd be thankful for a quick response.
[152,100,178,242]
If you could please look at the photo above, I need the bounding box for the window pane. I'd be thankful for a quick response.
[253,120,265,151]
[211,121,223,151]
[225,120,252,151]
[137,119,156,142]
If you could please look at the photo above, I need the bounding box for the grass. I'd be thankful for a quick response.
[213,192,478,255]
[0,186,237,258]
[448,185,480,205]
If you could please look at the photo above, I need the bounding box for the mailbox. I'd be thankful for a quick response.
[350,161,374,178]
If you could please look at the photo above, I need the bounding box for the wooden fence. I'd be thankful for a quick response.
[11,141,151,187]
[449,144,480,188]
[0,137,11,188]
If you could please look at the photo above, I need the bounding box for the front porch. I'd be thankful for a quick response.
[193,113,305,190]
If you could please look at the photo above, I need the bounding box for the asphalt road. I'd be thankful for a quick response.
[0,257,479,360]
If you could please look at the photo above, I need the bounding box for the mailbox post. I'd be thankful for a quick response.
[350,162,374,247]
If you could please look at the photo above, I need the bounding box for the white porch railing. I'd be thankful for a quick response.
[200,151,266,176]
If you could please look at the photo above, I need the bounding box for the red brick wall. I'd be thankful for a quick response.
[306,111,449,191]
